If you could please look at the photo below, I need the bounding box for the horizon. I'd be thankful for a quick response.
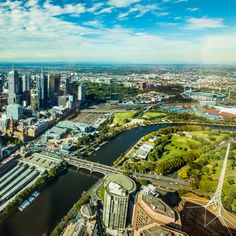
[0,61,236,66]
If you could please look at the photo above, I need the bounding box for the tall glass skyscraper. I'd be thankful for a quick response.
[22,74,31,92]
[48,74,61,106]
[36,74,48,109]
[22,74,31,106]
[7,70,22,105]
[78,81,86,104]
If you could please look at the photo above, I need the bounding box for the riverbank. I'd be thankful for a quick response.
[1,122,236,236]
[51,177,104,236]
[0,169,100,236]
[84,120,236,163]
[0,163,67,220]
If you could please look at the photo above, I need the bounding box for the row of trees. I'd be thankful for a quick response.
[156,150,200,175]
[77,134,94,147]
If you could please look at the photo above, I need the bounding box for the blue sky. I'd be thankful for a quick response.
[0,0,236,63]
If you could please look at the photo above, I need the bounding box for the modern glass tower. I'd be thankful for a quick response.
[7,70,22,105]
[48,74,61,106]
[77,81,86,103]
[22,74,31,106]
[36,74,48,109]
[22,74,31,92]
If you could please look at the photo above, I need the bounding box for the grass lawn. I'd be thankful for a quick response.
[113,111,137,125]
[161,134,200,160]
[191,131,228,143]
[142,111,166,119]
[211,159,236,181]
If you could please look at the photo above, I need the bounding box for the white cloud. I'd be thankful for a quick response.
[87,3,105,13]
[174,16,182,20]
[95,7,113,14]
[108,0,140,8]
[83,20,103,28]
[186,7,199,12]
[25,0,39,8]
[118,4,160,19]
[186,17,225,30]
[43,1,86,16]
[155,12,169,17]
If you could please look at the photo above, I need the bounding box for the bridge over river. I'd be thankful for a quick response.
[68,157,191,191]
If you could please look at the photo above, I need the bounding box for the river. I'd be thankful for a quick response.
[0,124,235,236]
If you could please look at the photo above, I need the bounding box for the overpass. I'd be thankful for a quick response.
[67,157,191,190]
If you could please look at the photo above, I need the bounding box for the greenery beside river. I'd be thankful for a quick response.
[0,162,68,216]
[114,125,236,213]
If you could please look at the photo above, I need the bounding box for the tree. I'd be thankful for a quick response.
[178,166,191,179]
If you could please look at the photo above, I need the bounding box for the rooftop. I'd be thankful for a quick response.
[141,192,176,220]
[105,174,136,195]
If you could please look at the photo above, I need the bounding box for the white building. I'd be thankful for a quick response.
[6,104,23,120]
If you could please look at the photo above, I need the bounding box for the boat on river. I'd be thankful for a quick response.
[18,191,40,211]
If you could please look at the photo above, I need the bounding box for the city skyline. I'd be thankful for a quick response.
[0,0,236,64]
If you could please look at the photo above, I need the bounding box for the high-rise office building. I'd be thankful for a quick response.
[22,74,31,106]
[64,77,70,95]
[48,74,61,106]
[57,95,68,107]
[31,90,39,112]
[103,174,136,235]
[6,104,23,120]
[36,74,48,109]
[22,74,31,92]
[7,70,22,105]
[77,81,86,103]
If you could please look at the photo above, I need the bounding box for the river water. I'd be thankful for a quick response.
[0,124,235,236]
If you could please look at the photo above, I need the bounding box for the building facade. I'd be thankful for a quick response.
[103,174,136,235]
[48,74,61,106]
[78,82,86,103]
[22,74,31,106]
[133,186,183,236]
[6,104,23,120]
[7,70,22,105]
[36,75,48,109]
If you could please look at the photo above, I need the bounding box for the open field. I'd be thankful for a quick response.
[142,111,167,119]
[112,111,138,126]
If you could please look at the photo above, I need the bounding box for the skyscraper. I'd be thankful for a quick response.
[22,74,31,92]
[22,74,31,106]
[78,81,86,103]
[31,90,39,112]
[7,70,22,105]
[36,74,48,109]
[48,74,61,106]
[103,174,136,235]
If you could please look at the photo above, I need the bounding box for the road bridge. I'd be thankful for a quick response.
[67,157,190,190]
